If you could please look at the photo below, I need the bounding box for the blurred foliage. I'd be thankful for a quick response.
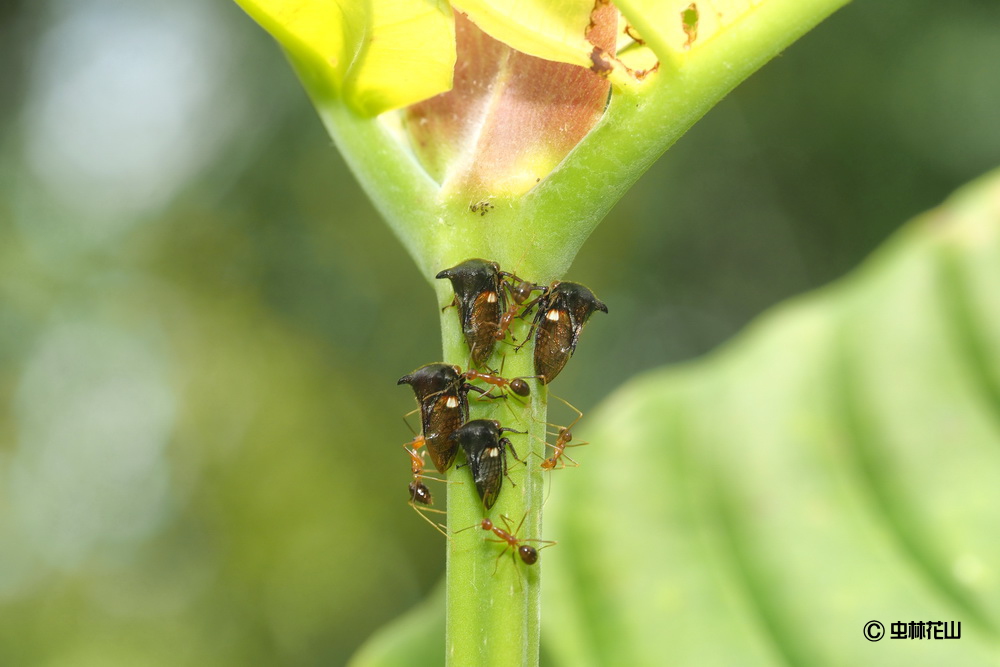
[352,159,1000,667]
[543,168,1000,666]
[0,0,999,664]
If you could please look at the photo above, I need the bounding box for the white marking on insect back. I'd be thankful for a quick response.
[445,396,459,408]
[486,291,498,303]
[488,447,499,458]
[546,309,561,321]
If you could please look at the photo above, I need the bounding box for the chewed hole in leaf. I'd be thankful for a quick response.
[624,23,646,47]
[589,46,616,76]
[682,3,699,48]
[614,0,762,58]
[616,16,660,75]
[589,5,661,83]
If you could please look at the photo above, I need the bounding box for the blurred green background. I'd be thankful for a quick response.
[1,0,999,664]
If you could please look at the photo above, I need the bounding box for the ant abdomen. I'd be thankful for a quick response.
[409,481,432,505]
[509,378,530,397]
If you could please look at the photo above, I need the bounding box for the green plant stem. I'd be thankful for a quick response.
[441,310,548,666]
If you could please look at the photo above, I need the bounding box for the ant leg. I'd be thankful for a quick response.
[509,512,528,538]
[409,503,450,538]
[401,408,421,436]
[555,452,581,469]
[513,303,545,352]
[523,538,558,553]
[548,392,584,429]
[488,541,512,577]
[505,512,556,552]
[513,287,552,352]
[454,520,482,536]
[495,394,525,428]
[452,521,489,535]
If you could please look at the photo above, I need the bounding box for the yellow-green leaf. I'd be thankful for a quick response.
[451,0,597,69]
[615,0,759,57]
[234,0,457,116]
[454,0,815,76]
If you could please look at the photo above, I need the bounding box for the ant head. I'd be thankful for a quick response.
[518,544,538,565]
[409,481,432,505]
[510,280,535,304]
[480,518,494,531]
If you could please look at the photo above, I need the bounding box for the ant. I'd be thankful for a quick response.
[403,436,451,538]
[462,367,532,399]
[459,513,556,573]
[540,426,588,470]
[495,273,545,343]
[527,394,588,508]
[404,435,433,503]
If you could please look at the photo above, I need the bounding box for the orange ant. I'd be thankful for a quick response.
[404,435,432,503]
[459,513,556,573]
[537,392,587,470]
[495,274,545,343]
[540,426,589,470]
[462,368,531,398]
[526,393,589,508]
[403,436,452,537]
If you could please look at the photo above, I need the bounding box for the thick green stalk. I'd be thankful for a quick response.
[440,302,548,666]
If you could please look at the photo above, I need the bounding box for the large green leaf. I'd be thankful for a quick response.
[353,167,1000,664]
[543,166,1000,664]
